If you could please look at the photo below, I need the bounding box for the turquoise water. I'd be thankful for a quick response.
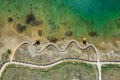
[0,0,120,39]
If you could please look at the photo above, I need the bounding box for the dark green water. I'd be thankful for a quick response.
[0,0,120,39]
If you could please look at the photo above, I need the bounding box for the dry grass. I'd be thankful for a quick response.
[1,62,96,80]
[102,64,120,80]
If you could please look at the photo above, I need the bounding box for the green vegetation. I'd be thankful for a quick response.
[2,49,11,61]
[1,62,96,80]
[6,49,11,54]
[102,64,120,72]
[0,64,15,80]
[0,0,120,40]
[102,64,120,80]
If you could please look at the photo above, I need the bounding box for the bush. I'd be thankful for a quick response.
[6,49,11,54]
[8,17,13,22]
[16,24,26,33]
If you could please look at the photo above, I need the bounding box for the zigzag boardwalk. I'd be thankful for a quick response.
[0,40,120,80]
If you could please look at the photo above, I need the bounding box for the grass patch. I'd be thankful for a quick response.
[102,64,120,80]
[1,62,96,80]
[102,64,120,72]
